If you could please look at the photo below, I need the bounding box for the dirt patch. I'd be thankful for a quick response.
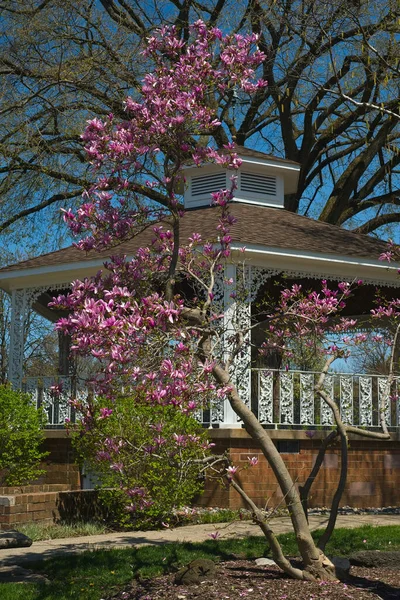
[106,561,400,600]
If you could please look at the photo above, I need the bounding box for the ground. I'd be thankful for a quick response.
[106,562,400,600]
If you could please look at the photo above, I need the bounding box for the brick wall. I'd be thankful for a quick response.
[0,434,80,490]
[197,429,400,510]
[0,489,105,530]
[0,436,79,491]
[0,490,61,528]
[1,428,399,529]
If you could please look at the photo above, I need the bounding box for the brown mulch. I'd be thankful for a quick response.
[107,561,400,600]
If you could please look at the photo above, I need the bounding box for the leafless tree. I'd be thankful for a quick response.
[0,0,398,245]
[0,248,61,381]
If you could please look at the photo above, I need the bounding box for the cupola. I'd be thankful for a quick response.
[183,147,300,210]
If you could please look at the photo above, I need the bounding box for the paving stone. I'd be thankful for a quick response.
[255,557,276,566]
[174,558,216,585]
[349,550,400,568]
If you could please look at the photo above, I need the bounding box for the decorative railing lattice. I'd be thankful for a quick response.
[24,370,399,429]
[22,377,90,427]
[252,370,399,429]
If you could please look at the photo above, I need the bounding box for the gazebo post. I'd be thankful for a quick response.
[221,265,275,427]
[222,263,241,427]
[8,289,28,389]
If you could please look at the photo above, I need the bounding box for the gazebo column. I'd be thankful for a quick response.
[9,289,30,389]
[220,265,276,426]
[217,265,281,427]
[221,264,245,426]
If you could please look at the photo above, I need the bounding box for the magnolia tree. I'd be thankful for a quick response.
[52,22,395,581]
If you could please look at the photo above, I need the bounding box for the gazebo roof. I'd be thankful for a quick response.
[183,145,302,168]
[0,204,398,292]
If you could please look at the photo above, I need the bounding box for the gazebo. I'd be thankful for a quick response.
[1,147,399,510]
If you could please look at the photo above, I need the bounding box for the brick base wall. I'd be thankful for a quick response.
[1,429,399,529]
[198,429,400,510]
[0,489,105,530]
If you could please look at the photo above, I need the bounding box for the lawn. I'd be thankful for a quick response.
[1,525,399,600]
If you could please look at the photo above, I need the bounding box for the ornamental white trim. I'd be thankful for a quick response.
[220,266,279,424]
[281,270,400,288]
[280,372,294,424]
[320,375,334,426]
[258,370,274,423]
[359,376,373,426]
[300,373,315,425]
[340,375,354,424]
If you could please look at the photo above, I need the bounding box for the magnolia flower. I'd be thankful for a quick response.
[380,251,394,262]
[49,382,63,397]
[98,407,113,420]
[226,465,238,480]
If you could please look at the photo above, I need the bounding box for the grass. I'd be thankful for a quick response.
[2,525,399,600]
[278,524,400,557]
[16,521,109,542]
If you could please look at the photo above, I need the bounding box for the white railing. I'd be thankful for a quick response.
[250,369,399,429]
[23,371,400,429]
[22,376,89,427]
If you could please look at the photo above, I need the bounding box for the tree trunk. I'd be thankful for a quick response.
[212,363,338,581]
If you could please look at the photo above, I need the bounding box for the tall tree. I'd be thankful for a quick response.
[0,0,399,246]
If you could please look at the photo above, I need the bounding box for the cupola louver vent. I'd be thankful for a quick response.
[184,155,291,209]
[191,172,227,197]
[241,172,277,196]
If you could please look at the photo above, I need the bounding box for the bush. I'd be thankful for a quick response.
[72,397,211,529]
[0,385,48,485]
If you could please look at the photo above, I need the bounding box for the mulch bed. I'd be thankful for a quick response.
[107,561,400,600]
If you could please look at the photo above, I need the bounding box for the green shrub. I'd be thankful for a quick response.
[72,397,210,529]
[0,385,48,486]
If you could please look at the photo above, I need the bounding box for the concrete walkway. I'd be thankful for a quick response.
[1,513,399,566]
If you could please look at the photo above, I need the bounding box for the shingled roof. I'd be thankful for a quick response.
[0,204,389,275]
